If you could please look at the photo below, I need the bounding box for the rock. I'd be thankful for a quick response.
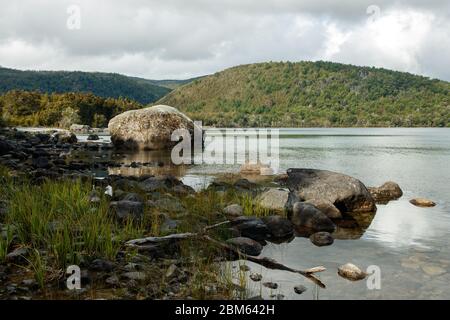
[70,124,91,133]
[282,168,376,213]
[122,271,147,281]
[105,275,120,286]
[87,134,99,141]
[226,237,263,256]
[261,215,294,238]
[291,202,336,232]
[89,259,115,272]
[165,264,178,278]
[337,263,367,281]
[263,282,278,289]
[50,130,77,144]
[6,247,30,265]
[421,264,447,276]
[122,192,144,203]
[108,105,198,150]
[256,188,299,213]
[109,200,143,222]
[368,181,403,203]
[304,199,342,219]
[294,285,307,294]
[240,162,273,175]
[154,198,184,213]
[250,273,263,282]
[233,217,271,241]
[270,294,284,300]
[223,204,243,220]
[159,214,180,233]
[410,198,436,207]
[0,138,13,155]
[32,156,51,169]
[309,232,334,247]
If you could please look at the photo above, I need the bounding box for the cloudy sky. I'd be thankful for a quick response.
[0,0,449,80]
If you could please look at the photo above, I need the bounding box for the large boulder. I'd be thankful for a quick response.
[108,105,197,150]
[282,169,376,214]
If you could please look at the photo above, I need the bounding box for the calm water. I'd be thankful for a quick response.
[75,128,450,299]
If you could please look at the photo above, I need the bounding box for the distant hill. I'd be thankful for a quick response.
[0,67,173,104]
[158,61,450,127]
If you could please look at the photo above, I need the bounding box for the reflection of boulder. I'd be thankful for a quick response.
[281,168,376,214]
[332,212,376,240]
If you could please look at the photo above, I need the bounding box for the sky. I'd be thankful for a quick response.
[0,0,449,80]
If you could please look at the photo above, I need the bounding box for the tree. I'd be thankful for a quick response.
[59,107,81,128]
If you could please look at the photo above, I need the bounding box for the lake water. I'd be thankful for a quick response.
[72,128,450,299]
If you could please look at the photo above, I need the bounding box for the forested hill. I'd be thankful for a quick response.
[158,61,450,127]
[0,67,172,104]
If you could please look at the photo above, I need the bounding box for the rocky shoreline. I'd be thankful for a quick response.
[0,125,419,300]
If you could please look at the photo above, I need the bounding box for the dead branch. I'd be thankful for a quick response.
[124,222,326,288]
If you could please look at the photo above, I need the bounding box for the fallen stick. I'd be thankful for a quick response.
[124,222,326,288]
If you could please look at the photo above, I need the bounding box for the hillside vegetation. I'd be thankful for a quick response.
[158,61,450,127]
[0,90,142,128]
[0,67,171,104]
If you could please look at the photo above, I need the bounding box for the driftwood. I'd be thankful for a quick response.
[125,221,326,288]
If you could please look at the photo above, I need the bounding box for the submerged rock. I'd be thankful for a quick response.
[410,198,436,207]
[290,202,336,232]
[226,237,263,256]
[108,105,198,150]
[421,264,447,276]
[250,273,263,282]
[368,181,403,203]
[309,231,334,247]
[261,215,294,239]
[263,282,278,289]
[337,263,367,281]
[294,285,307,294]
[282,168,376,214]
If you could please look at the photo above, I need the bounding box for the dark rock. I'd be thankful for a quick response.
[304,199,342,219]
[263,282,278,289]
[87,134,99,141]
[0,138,14,155]
[122,192,144,203]
[226,237,263,256]
[233,217,271,241]
[32,156,51,169]
[261,215,294,238]
[109,200,143,222]
[6,247,30,265]
[154,197,184,213]
[282,168,376,213]
[309,231,334,246]
[291,202,336,232]
[294,285,307,294]
[50,130,77,144]
[368,181,403,203]
[250,273,263,282]
[89,259,115,272]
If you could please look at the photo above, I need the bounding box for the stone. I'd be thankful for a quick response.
[421,264,447,276]
[6,247,30,265]
[70,124,91,133]
[226,237,263,256]
[154,198,184,213]
[87,134,99,141]
[256,188,298,213]
[250,273,263,282]
[105,275,120,286]
[309,232,334,246]
[233,218,271,241]
[108,105,198,150]
[282,168,376,213]
[368,181,403,203]
[121,271,147,281]
[291,202,336,232]
[338,263,367,281]
[263,282,278,289]
[223,204,243,220]
[89,259,115,272]
[305,199,342,219]
[239,265,251,272]
[32,156,51,169]
[410,198,436,207]
[122,192,144,203]
[294,285,307,294]
[261,215,294,238]
[109,200,144,222]
[50,130,77,144]
[0,138,13,155]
